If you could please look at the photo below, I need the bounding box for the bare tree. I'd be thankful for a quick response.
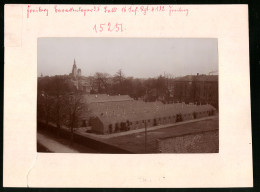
[113,69,126,94]
[113,69,125,85]
[65,93,84,146]
[52,77,62,135]
[51,76,73,136]
[41,92,52,129]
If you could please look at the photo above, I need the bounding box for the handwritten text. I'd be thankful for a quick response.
[93,23,124,33]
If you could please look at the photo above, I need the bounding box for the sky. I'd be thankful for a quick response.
[38,38,218,78]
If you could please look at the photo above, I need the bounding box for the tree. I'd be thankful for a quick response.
[120,77,132,95]
[93,72,110,93]
[65,93,84,146]
[114,69,125,84]
[156,75,167,93]
[113,69,126,94]
[37,75,76,95]
[131,78,145,99]
[38,92,52,129]
[39,76,75,136]
[51,76,69,136]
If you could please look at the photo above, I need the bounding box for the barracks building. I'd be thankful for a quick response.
[80,94,217,135]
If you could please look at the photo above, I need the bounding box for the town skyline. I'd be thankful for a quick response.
[39,60,218,78]
[38,38,218,78]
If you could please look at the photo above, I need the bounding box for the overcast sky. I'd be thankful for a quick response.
[38,38,218,78]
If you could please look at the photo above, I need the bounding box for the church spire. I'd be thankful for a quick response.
[72,58,77,79]
[73,58,76,67]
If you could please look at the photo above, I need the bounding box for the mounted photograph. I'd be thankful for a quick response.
[37,38,219,154]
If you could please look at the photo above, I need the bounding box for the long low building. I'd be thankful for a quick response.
[88,99,217,134]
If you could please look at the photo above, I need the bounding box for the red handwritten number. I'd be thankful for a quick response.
[93,23,124,33]
[118,24,123,32]
[108,22,116,32]
[93,24,97,33]
[108,22,112,32]
[99,24,105,32]
[115,24,119,32]
[115,23,123,32]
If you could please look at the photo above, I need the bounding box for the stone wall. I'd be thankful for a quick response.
[157,129,218,153]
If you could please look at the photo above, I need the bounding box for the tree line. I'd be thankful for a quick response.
[87,69,171,101]
[38,69,172,100]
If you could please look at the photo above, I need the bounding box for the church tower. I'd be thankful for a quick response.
[77,68,81,77]
[72,59,77,79]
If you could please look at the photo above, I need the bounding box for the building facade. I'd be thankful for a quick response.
[173,74,218,109]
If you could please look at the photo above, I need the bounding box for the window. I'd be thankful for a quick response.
[109,124,112,133]
[176,114,183,122]
[82,120,87,127]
